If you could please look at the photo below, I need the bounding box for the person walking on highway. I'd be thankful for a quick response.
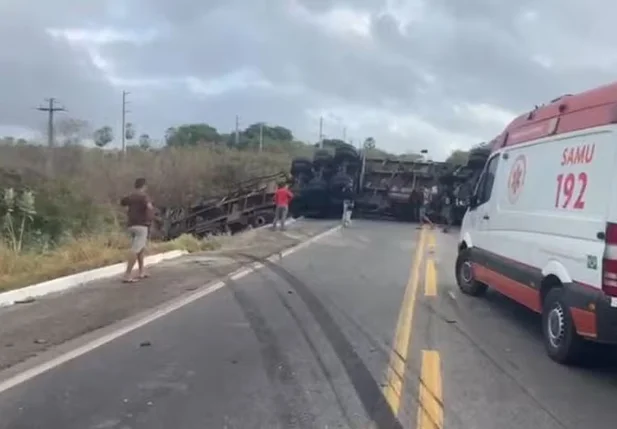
[272,182,294,231]
[417,186,434,229]
[341,183,354,227]
[120,177,155,283]
[441,188,453,233]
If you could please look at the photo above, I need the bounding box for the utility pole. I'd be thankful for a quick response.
[342,127,347,142]
[259,122,264,152]
[235,115,240,146]
[318,116,324,148]
[121,90,130,154]
[37,97,65,177]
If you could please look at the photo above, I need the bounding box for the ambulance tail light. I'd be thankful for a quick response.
[602,222,617,297]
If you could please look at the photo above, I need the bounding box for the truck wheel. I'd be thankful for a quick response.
[455,249,488,296]
[542,288,584,365]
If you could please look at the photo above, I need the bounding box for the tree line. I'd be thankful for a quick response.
[0,116,480,162]
[0,117,390,155]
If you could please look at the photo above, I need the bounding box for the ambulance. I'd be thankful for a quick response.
[456,82,617,364]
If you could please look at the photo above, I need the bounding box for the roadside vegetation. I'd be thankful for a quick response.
[0,116,466,292]
[0,120,316,291]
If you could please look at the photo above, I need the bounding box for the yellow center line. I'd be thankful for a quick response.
[424,259,437,297]
[383,227,427,415]
[417,350,443,429]
[427,230,436,252]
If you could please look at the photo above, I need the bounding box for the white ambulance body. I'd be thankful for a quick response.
[457,82,617,364]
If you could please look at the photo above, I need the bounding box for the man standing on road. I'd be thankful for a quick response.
[120,177,155,283]
[417,186,434,230]
[441,187,453,233]
[341,182,354,227]
[272,182,293,231]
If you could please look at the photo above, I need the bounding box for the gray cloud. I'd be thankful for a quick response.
[1,0,615,158]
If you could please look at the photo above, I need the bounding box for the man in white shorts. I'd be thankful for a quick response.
[341,183,354,227]
[120,177,154,283]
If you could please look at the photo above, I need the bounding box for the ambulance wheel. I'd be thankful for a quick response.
[542,288,584,365]
[455,249,487,296]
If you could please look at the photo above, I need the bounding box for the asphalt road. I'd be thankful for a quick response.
[1,219,617,428]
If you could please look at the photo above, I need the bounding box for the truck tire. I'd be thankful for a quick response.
[542,288,585,365]
[334,146,359,162]
[291,157,313,176]
[250,211,275,228]
[292,157,312,169]
[466,146,490,168]
[455,248,488,296]
[314,149,332,161]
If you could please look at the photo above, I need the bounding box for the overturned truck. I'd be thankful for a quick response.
[435,143,491,224]
[289,141,491,224]
[289,143,452,221]
[158,142,491,239]
[160,172,287,240]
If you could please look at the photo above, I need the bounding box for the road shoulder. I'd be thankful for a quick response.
[0,220,337,374]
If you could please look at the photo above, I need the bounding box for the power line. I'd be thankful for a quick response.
[36,97,65,176]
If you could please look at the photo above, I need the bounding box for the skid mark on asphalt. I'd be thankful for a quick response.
[236,252,403,429]
[211,265,316,429]
[254,268,357,429]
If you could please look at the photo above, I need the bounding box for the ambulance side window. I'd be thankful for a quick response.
[476,154,500,205]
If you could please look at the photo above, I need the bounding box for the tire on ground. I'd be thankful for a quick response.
[542,287,585,365]
[455,248,488,296]
[250,210,275,228]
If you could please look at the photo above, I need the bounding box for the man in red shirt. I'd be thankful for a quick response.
[272,182,293,231]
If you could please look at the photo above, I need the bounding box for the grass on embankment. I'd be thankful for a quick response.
[0,233,221,293]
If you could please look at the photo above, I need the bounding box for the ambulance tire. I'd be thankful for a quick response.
[542,288,585,365]
[455,249,488,296]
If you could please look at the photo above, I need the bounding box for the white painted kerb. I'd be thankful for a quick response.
[0,250,187,308]
[0,216,300,308]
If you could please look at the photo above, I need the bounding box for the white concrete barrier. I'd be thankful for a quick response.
[0,250,188,308]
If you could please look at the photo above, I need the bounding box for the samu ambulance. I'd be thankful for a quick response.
[457,81,617,365]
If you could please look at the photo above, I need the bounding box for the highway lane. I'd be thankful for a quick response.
[432,231,617,429]
[0,220,422,429]
[2,219,617,428]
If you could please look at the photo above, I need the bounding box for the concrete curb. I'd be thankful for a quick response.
[0,250,188,308]
[0,216,304,308]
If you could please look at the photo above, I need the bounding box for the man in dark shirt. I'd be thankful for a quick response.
[120,177,154,283]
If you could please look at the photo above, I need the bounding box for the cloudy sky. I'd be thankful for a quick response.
[0,0,615,159]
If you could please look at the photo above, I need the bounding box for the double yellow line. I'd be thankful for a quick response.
[382,227,443,428]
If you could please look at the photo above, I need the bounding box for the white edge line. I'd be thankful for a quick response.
[0,224,341,394]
